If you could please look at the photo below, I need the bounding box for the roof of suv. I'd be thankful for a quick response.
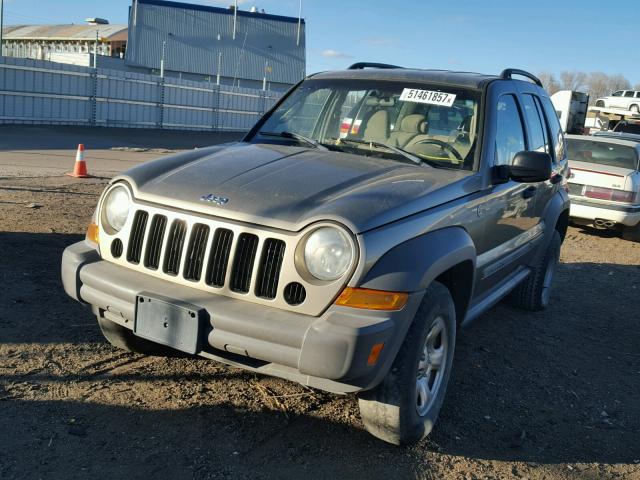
[311,68,502,89]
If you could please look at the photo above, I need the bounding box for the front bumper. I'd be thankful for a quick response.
[61,241,423,393]
[569,197,640,227]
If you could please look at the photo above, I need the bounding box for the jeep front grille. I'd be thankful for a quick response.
[230,233,259,293]
[205,228,233,288]
[125,209,285,300]
[127,210,148,264]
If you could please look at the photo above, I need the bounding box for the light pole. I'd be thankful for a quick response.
[94,29,98,68]
[232,0,237,40]
[160,40,166,78]
[216,51,222,85]
[0,0,4,57]
[296,0,302,47]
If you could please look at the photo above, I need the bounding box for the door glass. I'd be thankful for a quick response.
[495,95,525,166]
[624,91,635,97]
[539,96,566,161]
[522,95,550,154]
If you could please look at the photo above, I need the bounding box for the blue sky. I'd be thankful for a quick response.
[3,0,638,83]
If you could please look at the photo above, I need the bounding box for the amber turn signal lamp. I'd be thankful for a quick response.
[335,287,408,311]
[86,222,99,244]
[367,343,385,366]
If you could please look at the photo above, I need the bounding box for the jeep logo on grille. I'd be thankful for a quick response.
[200,194,229,206]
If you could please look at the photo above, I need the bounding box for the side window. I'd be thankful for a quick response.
[612,91,623,97]
[624,91,635,98]
[635,92,640,98]
[521,94,550,154]
[538,95,566,161]
[495,95,526,166]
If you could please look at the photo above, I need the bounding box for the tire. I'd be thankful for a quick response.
[631,104,640,114]
[622,222,640,242]
[509,230,561,311]
[595,100,605,107]
[97,315,181,356]
[357,281,456,446]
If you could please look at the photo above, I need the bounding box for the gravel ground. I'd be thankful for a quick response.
[1,171,639,480]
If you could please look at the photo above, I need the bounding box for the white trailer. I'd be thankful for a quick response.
[551,90,589,134]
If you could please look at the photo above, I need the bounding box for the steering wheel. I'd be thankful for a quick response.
[411,139,463,162]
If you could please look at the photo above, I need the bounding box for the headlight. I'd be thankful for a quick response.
[303,227,354,281]
[102,185,131,233]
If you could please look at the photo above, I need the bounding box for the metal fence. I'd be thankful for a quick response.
[0,57,283,131]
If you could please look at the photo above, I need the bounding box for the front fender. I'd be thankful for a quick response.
[359,226,476,292]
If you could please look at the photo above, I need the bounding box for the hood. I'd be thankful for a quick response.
[117,142,477,233]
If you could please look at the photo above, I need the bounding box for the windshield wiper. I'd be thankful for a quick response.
[259,131,328,151]
[332,137,430,167]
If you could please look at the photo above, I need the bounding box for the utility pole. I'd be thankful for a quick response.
[262,60,268,91]
[94,29,98,68]
[216,51,222,85]
[232,0,237,40]
[160,40,166,78]
[296,0,302,46]
[0,0,4,57]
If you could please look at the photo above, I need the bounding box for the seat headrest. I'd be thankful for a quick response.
[400,114,425,133]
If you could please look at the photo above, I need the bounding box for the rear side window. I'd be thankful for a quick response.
[521,94,550,154]
[495,95,526,166]
[538,96,566,161]
[624,91,635,97]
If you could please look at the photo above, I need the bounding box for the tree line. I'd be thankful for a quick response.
[537,71,639,103]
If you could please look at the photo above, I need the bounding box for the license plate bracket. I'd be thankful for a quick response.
[134,293,204,354]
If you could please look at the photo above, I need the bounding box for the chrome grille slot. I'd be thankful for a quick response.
[183,223,210,281]
[144,214,167,270]
[163,219,187,276]
[255,238,286,299]
[126,210,148,264]
[230,233,259,293]
[205,228,234,288]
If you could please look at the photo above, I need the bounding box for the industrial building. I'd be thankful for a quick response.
[0,24,128,67]
[125,0,306,91]
[1,0,306,91]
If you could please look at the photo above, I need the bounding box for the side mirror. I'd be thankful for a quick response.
[496,151,552,183]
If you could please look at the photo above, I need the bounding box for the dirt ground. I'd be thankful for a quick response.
[1,144,640,479]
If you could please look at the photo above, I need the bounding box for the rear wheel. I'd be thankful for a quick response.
[631,104,640,114]
[97,315,181,356]
[622,222,640,242]
[510,230,561,311]
[357,282,456,446]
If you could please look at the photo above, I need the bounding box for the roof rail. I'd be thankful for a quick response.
[500,68,543,87]
[348,62,403,70]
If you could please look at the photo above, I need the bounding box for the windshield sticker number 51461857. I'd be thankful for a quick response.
[399,88,456,107]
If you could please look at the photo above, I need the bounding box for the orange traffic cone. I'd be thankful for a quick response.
[66,144,92,178]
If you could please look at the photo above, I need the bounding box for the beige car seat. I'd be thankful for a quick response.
[388,114,428,147]
[362,110,390,144]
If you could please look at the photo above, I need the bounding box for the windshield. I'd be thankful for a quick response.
[251,79,481,170]
[566,138,639,170]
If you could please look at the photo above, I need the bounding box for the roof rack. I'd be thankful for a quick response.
[348,62,403,70]
[500,68,543,87]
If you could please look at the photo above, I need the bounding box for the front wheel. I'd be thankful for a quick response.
[595,100,605,107]
[357,282,456,446]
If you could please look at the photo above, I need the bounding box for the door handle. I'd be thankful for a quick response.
[523,186,537,199]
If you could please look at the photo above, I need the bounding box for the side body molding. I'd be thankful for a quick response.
[359,226,477,293]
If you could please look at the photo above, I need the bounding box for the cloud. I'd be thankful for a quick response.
[320,49,353,59]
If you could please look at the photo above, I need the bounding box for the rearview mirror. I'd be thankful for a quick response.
[496,151,552,183]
